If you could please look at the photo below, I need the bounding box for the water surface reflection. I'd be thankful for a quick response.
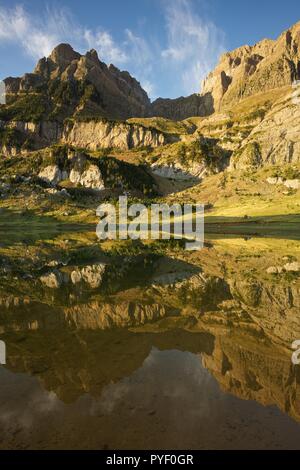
[1,236,300,449]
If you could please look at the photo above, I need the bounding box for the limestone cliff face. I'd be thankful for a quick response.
[201,21,300,112]
[149,93,213,121]
[62,119,176,150]
[0,118,176,156]
[230,90,300,169]
[0,120,62,142]
[0,120,62,156]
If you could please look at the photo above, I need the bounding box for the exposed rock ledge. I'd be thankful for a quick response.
[0,118,179,156]
[38,153,105,190]
[151,162,206,181]
[62,120,178,150]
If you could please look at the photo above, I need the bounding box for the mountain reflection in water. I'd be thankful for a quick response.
[0,236,300,449]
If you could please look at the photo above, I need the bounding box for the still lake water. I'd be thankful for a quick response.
[1,233,300,449]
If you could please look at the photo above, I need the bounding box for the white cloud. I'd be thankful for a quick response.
[161,0,226,94]
[84,29,128,64]
[0,5,75,58]
[124,29,157,97]
[125,29,153,71]
[141,79,156,98]
[0,4,126,64]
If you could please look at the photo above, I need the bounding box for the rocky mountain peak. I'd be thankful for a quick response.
[48,43,81,68]
[3,43,151,121]
[85,49,101,64]
[201,19,300,111]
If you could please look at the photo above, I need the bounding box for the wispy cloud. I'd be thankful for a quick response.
[84,29,128,64]
[0,4,127,64]
[161,0,226,94]
[0,5,77,58]
[124,29,156,97]
[0,1,226,99]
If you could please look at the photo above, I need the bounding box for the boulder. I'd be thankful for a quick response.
[70,164,105,190]
[38,165,68,186]
[40,271,63,289]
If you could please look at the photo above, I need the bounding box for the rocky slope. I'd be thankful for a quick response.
[3,44,150,122]
[150,93,213,121]
[62,119,177,150]
[201,20,300,112]
[230,90,300,169]
[0,117,177,156]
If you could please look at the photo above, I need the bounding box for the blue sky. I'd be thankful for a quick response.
[0,0,300,100]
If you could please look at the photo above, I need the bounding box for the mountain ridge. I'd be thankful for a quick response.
[3,19,300,123]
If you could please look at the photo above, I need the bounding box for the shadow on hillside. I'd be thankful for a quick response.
[205,213,300,239]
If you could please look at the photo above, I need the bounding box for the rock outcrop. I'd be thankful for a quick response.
[0,117,177,156]
[69,164,105,190]
[36,151,157,193]
[62,119,175,150]
[4,44,150,122]
[201,21,300,111]
[38,165,68,186]
[267,177,300,189]
[229,89,300,169]
[149,93,213,121]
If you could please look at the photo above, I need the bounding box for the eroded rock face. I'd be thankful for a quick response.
[149,93,213,121]
[70,164,105,190]
[62,120,173,150]
[0,120,62,156]
[38,153,106,190]
[229,92,300,169]
[201,21,300,111]
[38,165,68,185]
[151,162,206,181]
[40,271,63,289]
[0,118,174,157]
[39,264,107,291]
[1,121,61,141]
[71,264,106,288]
